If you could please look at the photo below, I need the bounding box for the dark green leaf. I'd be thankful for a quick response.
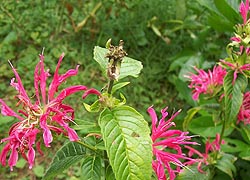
[98,106,152,180]
[240,124,250,143]
[224,71,247,123]
[215,153,237,178]
[239,147,250,161]
[81,156,104,180]
[43,141,87,180]
[214,0,240,24]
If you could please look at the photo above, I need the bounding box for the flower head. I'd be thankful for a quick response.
[185,66,227,100]
[237,91,250,124]
[220,59,250,84]
[148,106,198,180]
[184,134,224,173]
[0,52,100,170]
[240,0,249,24]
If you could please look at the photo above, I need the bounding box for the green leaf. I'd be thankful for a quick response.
[98,106,152,180]
[72,119,100,134]
[83,100,101,112]
[240,124,250,143]
[188,116,233,137]
[208,13,234,32]
[176,165,212,180]
[43,141,87,180]
[215,153,237,179]
[93,46,143,80]
[214,0,240,24]
[33,165,45,177]
[183,107,202,131]
[239,147,250,161]
[221,138,249,153]
[224,71,247,123]
[81,156,104,180]
[111,82,130,94]
[105,165,115,180]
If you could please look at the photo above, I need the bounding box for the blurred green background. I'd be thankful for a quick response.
[1,0,249,179]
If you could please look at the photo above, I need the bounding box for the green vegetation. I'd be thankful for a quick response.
[0,0,249,179]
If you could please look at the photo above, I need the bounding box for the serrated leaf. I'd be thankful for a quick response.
[224,71,247,123]
[98,106,152,180]
[176,165,211,180]
[43,141,87,180]
[240,124,250,143]
[81,156,104,180]
[93,46,143,80]
[215,153,237,178]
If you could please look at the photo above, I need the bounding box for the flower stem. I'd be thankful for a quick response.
[107,79,114,94]
[76,140,97,151]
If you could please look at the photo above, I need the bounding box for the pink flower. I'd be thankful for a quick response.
[237,91,250,124]
[0,52,100,170]
[220,59,250,84]
[239,0,249,24]
[148,106,198,180]
[184,134,224,173]
[185,66,227,100]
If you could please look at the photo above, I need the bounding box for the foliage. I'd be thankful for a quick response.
[1,0,250,180]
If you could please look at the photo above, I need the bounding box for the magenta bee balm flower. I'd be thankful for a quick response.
[148,106,198,180]
[237,91,250,125]
[0,52,100,170]
[185,66,227,101]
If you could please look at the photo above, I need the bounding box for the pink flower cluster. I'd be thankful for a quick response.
[238,91,250,125]
[240,0,249,24]
[185,66,227,101]
[0,53,100,170]
[148,106,198,180]
[185,134,224,173]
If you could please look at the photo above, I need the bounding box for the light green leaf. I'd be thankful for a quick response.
[215,153,237,179]
[43,141,87,180]
[221,138,249,153]
[93,46,143,80]
[83,99,101,112]
[183,107,202,131]
[81,156,104,180]
[176,165,211,180]
[98,106,152,180]
[188,116,233,137]
[111,82,130,94]
[224,71,247,123]
[105,165,115,180]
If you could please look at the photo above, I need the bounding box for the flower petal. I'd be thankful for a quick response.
[0,99,23,120]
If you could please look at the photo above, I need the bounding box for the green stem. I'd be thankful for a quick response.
[107,79,114,94]
[76,140,97,151]
[219,118,226,145]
